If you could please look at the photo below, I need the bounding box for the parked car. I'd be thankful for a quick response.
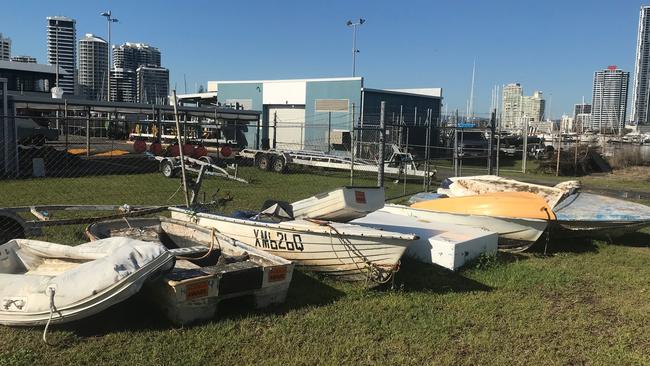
[16,118,59,145]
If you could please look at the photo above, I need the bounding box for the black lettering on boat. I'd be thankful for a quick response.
[253,229,261,247]
[276,232,286,250]
[293,234,304,251]
[262,231,270,248]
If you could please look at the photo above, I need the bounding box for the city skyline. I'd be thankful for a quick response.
[0,0,646,117]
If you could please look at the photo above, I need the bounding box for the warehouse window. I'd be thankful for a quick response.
[315,99,349,112]
[224,98,252,110]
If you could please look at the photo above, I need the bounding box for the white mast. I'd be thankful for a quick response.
[469,59,476,122]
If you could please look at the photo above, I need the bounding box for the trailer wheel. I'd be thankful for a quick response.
[160,160,177,178]
[257,154,272,171]
[272,156,288,173]
[199,156,215,165]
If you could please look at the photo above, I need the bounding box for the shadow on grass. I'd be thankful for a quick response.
[609,230,650,248]
[527,230,599,255]
[62,270,344,338]
[387,258,493,293]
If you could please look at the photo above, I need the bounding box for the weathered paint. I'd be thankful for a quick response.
[555,192,650,222]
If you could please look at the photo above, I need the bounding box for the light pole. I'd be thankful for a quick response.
[346,18,365,77]
[100,11,118,102]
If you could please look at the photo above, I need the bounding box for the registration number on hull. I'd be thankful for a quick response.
[253,229,304,251]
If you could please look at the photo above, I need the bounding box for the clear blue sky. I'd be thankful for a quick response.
[0,0,645,117]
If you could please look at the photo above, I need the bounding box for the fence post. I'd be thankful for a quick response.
[522,116,528,173]
[378,101,385,188]
[327,111,332,154]
[64,100,68,151]
[488,108,495,174]
[273,111,277,149]
[423,109,431,190]
[350,102,355,185]
[86,106,91,157]
[403,127,409,195]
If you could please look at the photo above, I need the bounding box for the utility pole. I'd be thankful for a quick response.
[100,11,118,102]
[346,19,365,76]
[377,101,385,187]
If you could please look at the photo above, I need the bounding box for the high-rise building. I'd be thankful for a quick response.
[10,55,37,63]
[111,42,165,103]
[0,33,11,60]
[501,83,523,129]
[78,33,108,101]
[591,66,629,133]
[632,6,650,124]
[522,91,545,123]
[501,84,545,129]
[573,103,591,118]
[110,68,136,102]
[113,42,161,70]
[47,16,76,95]
[137,65,169,104]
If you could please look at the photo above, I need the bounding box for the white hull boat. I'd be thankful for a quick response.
[437,175,579,208]
[86,217,294,325]
[0,237,174,326]
[382,204,548,252]
[169,207,417,282]
[352,210,498,271]
[291,186,384,222]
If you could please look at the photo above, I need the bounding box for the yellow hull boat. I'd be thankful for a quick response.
[411,192,556,221]
[388,192,556,252]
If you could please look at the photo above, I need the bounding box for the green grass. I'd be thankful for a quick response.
[1,170,649,365]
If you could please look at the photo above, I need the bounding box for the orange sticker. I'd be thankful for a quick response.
[186,281,209,300]
[268,266,287,282]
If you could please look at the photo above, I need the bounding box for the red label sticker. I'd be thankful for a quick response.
[355,191,366,204]
[268,266,288,282]
[186,281,209,300]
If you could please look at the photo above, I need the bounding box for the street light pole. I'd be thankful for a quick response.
[346,18,365,77]
[100,11,118,102]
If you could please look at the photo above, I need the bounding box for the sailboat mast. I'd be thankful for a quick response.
[469,59,476,122]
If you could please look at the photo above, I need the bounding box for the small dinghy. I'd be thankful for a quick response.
[86,217,294,325]
[0,237,174,326]
[554,192,650,236]
[169,207,417,282]
[437,175,580,208]
[291,186,385,222]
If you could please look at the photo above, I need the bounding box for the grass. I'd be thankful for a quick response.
[1,168,650,365]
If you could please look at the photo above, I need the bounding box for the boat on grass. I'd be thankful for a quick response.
[169,207,417,282]
[554,192,650,236]
[437,175,579,208]
[352,210,498,270]
[396,192,555,252]
[0,237,174,326]
[86,217,294,325]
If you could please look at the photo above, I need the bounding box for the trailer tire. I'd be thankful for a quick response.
[257,154,272,171]
[272,156,288,173]
[160,160,177,178]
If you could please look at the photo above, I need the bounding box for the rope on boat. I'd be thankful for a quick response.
[42,287,59,345]
[542,207,553,255]
[175,227,219,261]
[306,218,399,285]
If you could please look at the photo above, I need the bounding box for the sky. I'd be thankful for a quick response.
[0,0,645,118]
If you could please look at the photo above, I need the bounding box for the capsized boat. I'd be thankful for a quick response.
[397,192,555,251]
[352,210,498,270]
[554,192,650,235]
[169,207,418,282]
[437,175,580,208]
[0,237,174,326]
[86,217,294,325]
